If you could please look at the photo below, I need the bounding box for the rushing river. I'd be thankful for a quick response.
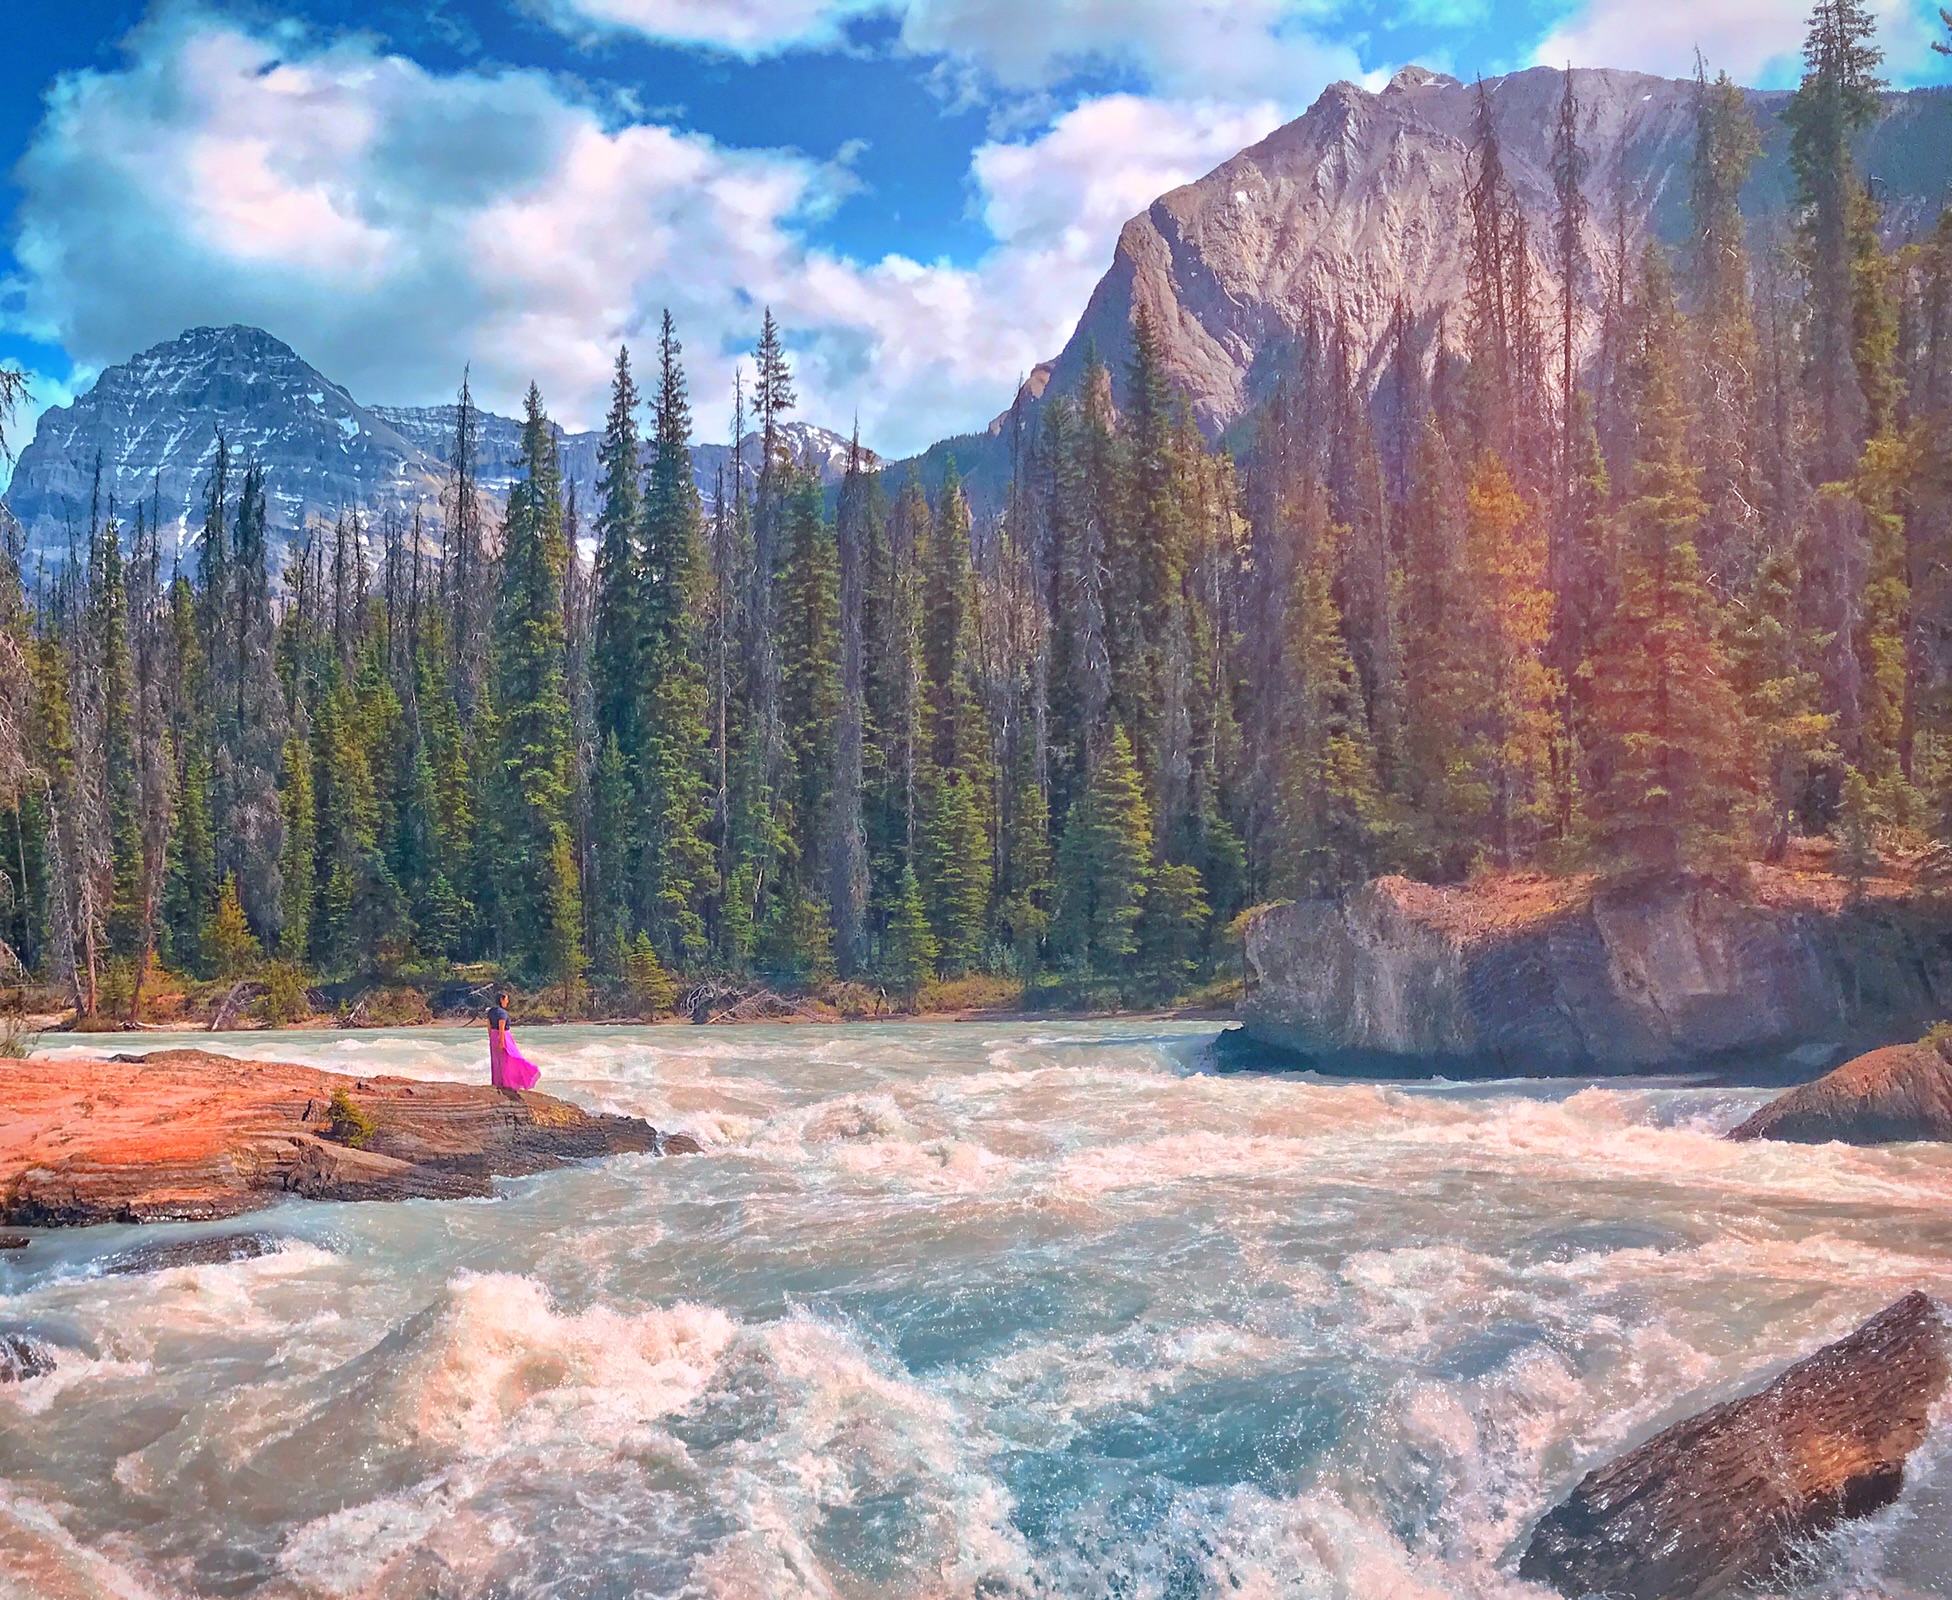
[5,1022,1952,1599]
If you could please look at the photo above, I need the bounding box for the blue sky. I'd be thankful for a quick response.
[2,0,1949,472]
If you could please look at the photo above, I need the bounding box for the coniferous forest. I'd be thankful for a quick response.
[1,0,1950,1021]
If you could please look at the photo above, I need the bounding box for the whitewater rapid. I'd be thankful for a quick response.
[4,1021,1951,1598]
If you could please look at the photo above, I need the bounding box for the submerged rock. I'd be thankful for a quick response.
[0,1332,56,1382]
[0,1050,697,1229]
[1519,1292,1951,1600]
[1729,1033,1952,1144]
[102,1232,287,1276]
[1241,869,1952,1076]
[0,1234,27,1250]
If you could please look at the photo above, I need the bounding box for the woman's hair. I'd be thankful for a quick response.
[496,990,510,1005]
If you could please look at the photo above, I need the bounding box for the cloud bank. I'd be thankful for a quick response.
[5,6,1296,453]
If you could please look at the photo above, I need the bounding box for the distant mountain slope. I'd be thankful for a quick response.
[3,326,873,563]
[1021,65,1952,436]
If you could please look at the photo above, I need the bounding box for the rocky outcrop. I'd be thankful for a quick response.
[1240,869,1952,1076]
[1520,1292,1950,1600]
[101,1231,289,1276]
[0,1050,694,1228]
[1730,1033,1952,1144]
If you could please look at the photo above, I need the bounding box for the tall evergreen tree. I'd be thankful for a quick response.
[489,385,582,984]
[1584,248,1754,866]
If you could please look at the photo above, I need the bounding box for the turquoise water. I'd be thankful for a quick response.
[4,1022,1952,1598]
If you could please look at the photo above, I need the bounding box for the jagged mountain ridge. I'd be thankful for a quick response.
[1024,64,1952,438]
[3,325,873,563]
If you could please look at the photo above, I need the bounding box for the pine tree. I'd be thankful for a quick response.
[881,864,935,1001]
[211,461,286,946]
[1785,0,1887,758]
[1050,726,1150,981]
[488,385,582,981]
[1584,246,1754,867]
[1458,453,1559,866]
[591,346,643,753]
[1690,64,1765,589]
[637,313,715,970]
[921,767,989,975]
[277,732,314,963]
[204,873,259,979]
[830,432,873,975]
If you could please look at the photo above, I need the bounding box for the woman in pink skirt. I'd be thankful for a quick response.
[486,990,540,1091]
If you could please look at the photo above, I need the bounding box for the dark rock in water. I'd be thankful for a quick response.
[1729,1035,1952,1144]
[1242,870,1952,1077]
[1519,1292,1951,1600]
[0,1331,56,1382]
[102,1232,287,1275]
[0,1233,27,1249]
[660,1131,704,1156]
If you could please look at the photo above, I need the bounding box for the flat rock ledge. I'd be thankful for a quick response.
[1519,1292,1950,1600]
[1729,1034,1952,1145]
[1,1049,698,1229]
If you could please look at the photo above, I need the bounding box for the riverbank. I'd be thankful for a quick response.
[0,1050,693,1228]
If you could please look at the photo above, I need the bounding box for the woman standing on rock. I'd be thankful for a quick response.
[487,991,539,1092]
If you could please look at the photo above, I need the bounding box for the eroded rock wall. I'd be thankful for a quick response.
[1242,874,1952,1075]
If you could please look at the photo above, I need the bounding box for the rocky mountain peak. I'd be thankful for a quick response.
[1029,65,1950,436]
[3,328,873,565]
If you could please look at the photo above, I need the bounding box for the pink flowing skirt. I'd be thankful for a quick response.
[490,1032,541,1091]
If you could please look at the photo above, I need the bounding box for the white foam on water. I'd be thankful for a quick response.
[0,1491,171,1600]
[12,1023,1952,1597]
[399,1271,735,1455]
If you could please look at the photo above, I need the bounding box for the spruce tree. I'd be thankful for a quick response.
[1584,247,1753,867]
[1050,726,1150,981]
[488,385,582,982]
[921,767,989,975]
[881,863,935,1001]
[592,345,643,753]
[637,313,715,970]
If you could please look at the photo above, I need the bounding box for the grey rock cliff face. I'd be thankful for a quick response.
[1241,873,1952,1076]
[1036,66,1952,432]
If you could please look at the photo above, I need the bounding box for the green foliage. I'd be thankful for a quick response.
[1051,728,1152,980]
[255,961,312,1026]
[622,930,679,1016]
[880,865,936,1002]
[921,768,990,975]
[204,875,261,980]
[322,1086,376,1149]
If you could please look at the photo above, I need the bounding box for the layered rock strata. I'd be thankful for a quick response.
[0,1049,696,1228]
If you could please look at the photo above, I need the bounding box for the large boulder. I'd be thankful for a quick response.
[1729,1033,1952,1144]
[1520,1292,1951,1600]
[1240,869,1952,1076]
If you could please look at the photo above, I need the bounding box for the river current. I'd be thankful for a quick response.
[4,1022,1952,1599]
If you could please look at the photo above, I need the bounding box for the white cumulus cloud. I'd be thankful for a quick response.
[1533,0,1945,85]
[3,7,1305,456]
[534,0,882,53]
